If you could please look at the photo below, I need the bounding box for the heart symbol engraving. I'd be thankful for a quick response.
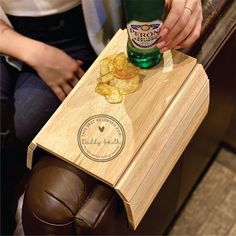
[99,126,105,133]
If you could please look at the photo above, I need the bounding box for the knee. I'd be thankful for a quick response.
[14,114,43,145]
[14,83,60,145]
[1,102,15,149]
[14,103,57,145]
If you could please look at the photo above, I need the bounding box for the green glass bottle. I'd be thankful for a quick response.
[124,0,165,68]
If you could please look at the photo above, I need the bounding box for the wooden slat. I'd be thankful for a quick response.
[27,30,196,187]
[115,64,208,201]
[121,65,209,228]
[27,142,37,169]
[125,98,209,229]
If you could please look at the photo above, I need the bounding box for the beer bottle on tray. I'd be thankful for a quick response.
[124,0,165,68]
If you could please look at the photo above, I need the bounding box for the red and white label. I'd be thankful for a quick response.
[127,20,162,50]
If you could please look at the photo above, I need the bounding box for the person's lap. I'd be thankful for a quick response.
[0,57,61,234]
[1,55,95,235]
[14,69,61,144]
[13,40,97,144]
[0,58,60,146]
[1,44,97,161]
[1,5,97,234]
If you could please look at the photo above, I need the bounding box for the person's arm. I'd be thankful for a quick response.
[157,0,202,52]
[0,19,84,101]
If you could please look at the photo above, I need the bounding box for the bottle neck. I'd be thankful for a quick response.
[124,0,165,23]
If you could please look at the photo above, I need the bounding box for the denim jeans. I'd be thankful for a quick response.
[0,5,97,234]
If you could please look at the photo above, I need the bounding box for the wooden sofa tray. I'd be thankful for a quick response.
[27,29,209,230]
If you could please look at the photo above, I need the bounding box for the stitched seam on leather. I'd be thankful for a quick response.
[31,210,74,226]
[74,185,99,229]
[206,1,217,13]
[80,183,97,207]
[209,0,233,18]
[206,2,217,12]
[92,194,116,230]
[76,217,93,228]
[81,181,87,206]
[75,187,115,229]
[45,190,74,216]
[204,24,236,69]
[203,3,236,68]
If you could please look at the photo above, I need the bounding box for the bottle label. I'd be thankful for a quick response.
[127,20,162,50]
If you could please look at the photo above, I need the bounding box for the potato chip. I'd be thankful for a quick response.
[113,52,127,71]
[95,83,113,96]
[114,62,140,80]
[110,75,141,95]
[100,55,115,75]
[96,52,143,104]
[95,83,122,103]
[100,58,110,75]
[97,72,114,83]
[108,62,114,72]
[105,88,123,104]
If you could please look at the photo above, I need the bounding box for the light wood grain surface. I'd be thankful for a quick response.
[27,29,197,185]
[27,29,209,230]
[120,65,209,228]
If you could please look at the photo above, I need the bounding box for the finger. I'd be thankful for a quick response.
[76,60,85,78]
[156,40,166,49]
[165,0,172,11]
[52,86,66,102]
[160,0,186,37]
[178,17,202,48]
[77,67,85,78]
[61,83,73,96]
[166,7,199,49]
[77,60,84,66]
[68,77,79,87]
[164,6,192,45]
[160,47,169,53]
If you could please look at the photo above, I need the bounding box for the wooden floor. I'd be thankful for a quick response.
[169,148,236,236]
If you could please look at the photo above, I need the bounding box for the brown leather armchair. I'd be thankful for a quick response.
[21,0,236,235]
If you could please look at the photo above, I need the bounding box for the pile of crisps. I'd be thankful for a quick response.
[95,52,142,104]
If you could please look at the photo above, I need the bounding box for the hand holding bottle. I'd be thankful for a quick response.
[157,0,203,52]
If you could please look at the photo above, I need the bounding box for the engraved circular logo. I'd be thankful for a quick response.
[78,114,126,162]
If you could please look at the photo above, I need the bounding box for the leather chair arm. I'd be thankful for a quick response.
[74,184,121,234]
[195,0,236,68]
[22,154,123,235]
[183,0,234,61]
[22,155,96,235]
